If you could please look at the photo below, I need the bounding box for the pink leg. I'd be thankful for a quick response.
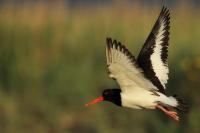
[156,104,179,122]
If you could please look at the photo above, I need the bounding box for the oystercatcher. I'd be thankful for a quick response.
[85,6,188,122]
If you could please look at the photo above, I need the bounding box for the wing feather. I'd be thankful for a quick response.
[106,38,157,91]
[137,6,170,93]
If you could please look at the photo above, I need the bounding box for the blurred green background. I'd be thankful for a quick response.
[0,0,200,133]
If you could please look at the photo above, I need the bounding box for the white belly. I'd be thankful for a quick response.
[121,88,159,109]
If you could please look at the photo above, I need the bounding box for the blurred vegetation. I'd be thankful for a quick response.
[0,1,200,133]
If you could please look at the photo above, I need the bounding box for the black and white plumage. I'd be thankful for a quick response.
[137,7,170,93]
[85,6,188,122]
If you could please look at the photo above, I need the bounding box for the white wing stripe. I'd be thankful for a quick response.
[150,20,169,88]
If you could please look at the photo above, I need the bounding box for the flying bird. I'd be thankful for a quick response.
[85,6,188,122]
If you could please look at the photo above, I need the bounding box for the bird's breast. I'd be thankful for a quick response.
[121,88,159,109]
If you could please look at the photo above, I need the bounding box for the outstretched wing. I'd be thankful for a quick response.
[137,6,170,94]
[106,38,157,92]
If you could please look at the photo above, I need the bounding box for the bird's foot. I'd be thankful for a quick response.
[165,110,179,122]
[156,105,179,122]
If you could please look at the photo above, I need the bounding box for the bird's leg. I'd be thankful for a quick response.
[156,104,179,122]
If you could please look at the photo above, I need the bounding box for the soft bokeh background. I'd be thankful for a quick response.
[0,0,200,133]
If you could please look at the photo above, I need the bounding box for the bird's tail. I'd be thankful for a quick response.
[169,95,189,113]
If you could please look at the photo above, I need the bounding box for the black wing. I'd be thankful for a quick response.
[137,6,170,94]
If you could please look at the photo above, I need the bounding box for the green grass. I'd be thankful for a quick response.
[0,3,200,133]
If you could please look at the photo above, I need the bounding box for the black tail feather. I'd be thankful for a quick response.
[173,95,189,113]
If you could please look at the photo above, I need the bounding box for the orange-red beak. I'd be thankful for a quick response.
[85,96,104,107]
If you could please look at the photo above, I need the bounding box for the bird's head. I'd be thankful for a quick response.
[85,89,121,107]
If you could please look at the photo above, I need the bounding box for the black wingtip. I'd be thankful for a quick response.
[160,5,170,20]
[106,37,111,44]
[106,37,111,42]
[161,0,168,11]
[106,37,112,48]
[106,37,121,47]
